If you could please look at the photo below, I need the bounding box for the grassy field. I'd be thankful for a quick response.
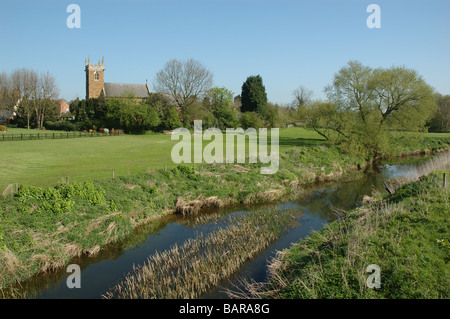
[0,141,364,291]
[0,127,327,190]
[1,127,449,190]
[0,125,449,296]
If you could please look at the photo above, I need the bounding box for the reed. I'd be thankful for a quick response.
[104,208,296,299]
[387,150,450,190]
[239,173,450,299]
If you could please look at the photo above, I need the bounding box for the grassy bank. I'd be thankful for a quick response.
[0,128,449,296]
[260,172,449,299]
[0,144,366,293]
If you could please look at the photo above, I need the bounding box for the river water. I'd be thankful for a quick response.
[18,154,443,299]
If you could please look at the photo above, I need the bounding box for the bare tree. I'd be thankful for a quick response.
[0,72,11,110]
[153,58,213,111]
[8,68,59,129]
[292,85,313,109]
[37,71,59,128]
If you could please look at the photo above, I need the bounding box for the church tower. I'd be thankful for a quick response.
[85,56,105,100]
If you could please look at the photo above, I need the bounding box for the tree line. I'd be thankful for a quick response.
[68,58,299,134]
[0,68,60,128]
[1,59,448,150]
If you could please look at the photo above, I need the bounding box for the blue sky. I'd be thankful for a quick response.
[0,0,449,104]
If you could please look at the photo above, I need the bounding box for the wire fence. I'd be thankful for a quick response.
[0,130,123,142]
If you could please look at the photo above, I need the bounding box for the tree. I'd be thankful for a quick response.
[7,68,59,129]
[429,94,450,132]
[36,71,59,128]
[162,105,182,130]
[107,96,160,134]
[205,87,239,129]
[0,72,15,112]
[292,86,313,109]
[292,86,313,122]
[240,75,267,114]
[184,101,216,129]
[263,103,280,128]
[153,58,213,112]
[12,68,37,128]
[240,112,264,130]
[312,61,437,159]
[369,66,436,130]
[304,100,350,141]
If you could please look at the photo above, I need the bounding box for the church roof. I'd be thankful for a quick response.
[103,82,150,98]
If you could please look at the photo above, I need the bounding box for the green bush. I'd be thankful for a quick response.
[59,181,105,205]
[17,185,47,202]
[0,125,7,131]
[161,106,182,130]
[44,120,79,131]
[172,164,196,175]
[34,198,75,215]
[240,112,264,130]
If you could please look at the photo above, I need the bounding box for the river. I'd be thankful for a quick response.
[17,153,444,299]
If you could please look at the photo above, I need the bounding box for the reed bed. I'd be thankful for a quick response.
[104,208,296,299]
[233,172,450,299]
[387,150,450,187]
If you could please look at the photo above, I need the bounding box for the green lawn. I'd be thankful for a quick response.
[0,127,448,191]
[0,127,326,190]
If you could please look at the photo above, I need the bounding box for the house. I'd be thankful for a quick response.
[59,99,70,114]
[85,57,150,100]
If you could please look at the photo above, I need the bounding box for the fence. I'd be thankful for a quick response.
[0,130,122,142]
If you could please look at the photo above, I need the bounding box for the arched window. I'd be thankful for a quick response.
[94,71,99,81]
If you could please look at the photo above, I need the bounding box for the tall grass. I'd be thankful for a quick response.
[104,208,296,299]
[390,150,450,181]
[385,150,450,192]
[238,173,449,299]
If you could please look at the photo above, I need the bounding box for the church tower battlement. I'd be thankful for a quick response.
[85,56,105,100]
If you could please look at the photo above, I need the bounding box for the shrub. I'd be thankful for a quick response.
[240,112,264,130]
[162,106,182,130]
[34,198,75,215]
[0,125,7,131]
[44,120,78,131]
[172,164,196,175]
[59,181,105,205]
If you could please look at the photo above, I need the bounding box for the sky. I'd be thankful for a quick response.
[0,0,449,104]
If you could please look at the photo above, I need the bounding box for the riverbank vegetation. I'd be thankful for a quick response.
[1,126,449,190]
[251,172,449,299]
[0,141,365,292]
[105,207,297,299]
[0,128,449,296]
[1,58,450,298]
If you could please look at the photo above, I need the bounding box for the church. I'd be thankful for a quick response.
[85,57,151,100]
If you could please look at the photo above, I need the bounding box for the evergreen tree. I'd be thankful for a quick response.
[240,75,267,115]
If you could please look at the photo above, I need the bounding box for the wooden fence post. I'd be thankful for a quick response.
[1,184,12,198]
